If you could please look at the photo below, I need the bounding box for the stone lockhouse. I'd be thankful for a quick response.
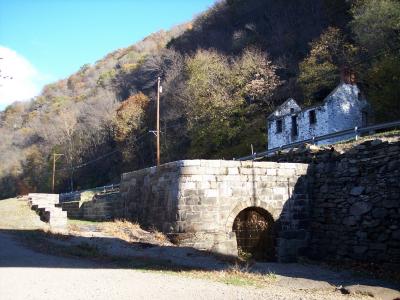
[267,83,371,149]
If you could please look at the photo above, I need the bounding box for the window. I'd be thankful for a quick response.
[291,116,298,136]
[362,112,368,127]
[309,110,316,125]
[290,108,295,114]
[276,119,283,133]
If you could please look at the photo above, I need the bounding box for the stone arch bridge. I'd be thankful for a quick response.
[120,160,310,262]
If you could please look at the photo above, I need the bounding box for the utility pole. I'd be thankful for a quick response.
[52,153,63,193]
[156,76,161,166]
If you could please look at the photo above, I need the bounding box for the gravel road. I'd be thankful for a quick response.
[0,198,398,300]
[0,232,377,300]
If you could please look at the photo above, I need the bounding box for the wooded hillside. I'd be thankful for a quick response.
[1,0,399,198]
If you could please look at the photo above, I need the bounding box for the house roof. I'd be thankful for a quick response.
[267,82,351,120]
[267,98,301,120]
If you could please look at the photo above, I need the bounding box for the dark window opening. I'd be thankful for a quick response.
[290,108,295,114]
[291,115,298,136]
[232,207,276,261]
[276,119,283,133]
[362,112,368,127]
[309,110,316,125]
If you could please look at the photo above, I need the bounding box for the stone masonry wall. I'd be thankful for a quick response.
[80,192,123,221]
[120,160,310,261]
[267,83,368,149]
[265,139,400,269]
[60,192,122,221]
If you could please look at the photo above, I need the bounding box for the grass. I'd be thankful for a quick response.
[15,228,185,270]
[100,219,142,240]
[68,219,103,225]
[0,198,47,230]
[333,129,400,147]
[13,226,278,288]
[80,191,96,203]
[181,264,277,287]
[77,219,173,246]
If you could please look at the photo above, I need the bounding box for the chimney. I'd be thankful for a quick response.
[340,67,357,85]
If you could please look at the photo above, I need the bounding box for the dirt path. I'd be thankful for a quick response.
[0,232,383,300]
[0,198,398,300]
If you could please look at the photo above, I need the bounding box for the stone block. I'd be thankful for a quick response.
[179,160,201,167]
[253,162,278,169]
[200,168,217,175]
[239,168,257,175]
[240,161,253,168]
[277,163,300,169]
[220,160,241,168]
[353,245,368,255]
[197,181,211,189]
[180,182,196,190]
[216,175,240,182]
[228,167,239,175]
[277,168,296,177]
[383,200,398,209]
[202,175,217,182]
[204,189,218,198]
[200,160,221,167]
[350,186,365,196]
[349,202,372,216]
[343,216,358,226]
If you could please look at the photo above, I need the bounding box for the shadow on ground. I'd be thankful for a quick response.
[0,228,399,297]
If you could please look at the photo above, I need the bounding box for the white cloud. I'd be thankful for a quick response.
[0,46,49,110]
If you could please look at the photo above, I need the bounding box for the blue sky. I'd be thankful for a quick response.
[0,0,216,110]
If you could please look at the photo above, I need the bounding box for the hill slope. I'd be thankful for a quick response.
[0,0,399,198]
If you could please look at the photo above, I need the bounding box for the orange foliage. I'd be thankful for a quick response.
[114,93,149,142]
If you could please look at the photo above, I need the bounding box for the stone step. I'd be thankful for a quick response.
[27,193,67,230]
[29,200,59,205]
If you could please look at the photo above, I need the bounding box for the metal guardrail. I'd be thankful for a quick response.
[237,120,400,161]
[59,183,120,203]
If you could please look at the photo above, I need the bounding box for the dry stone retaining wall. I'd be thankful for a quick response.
[266,139,400,269]
[60,192,122,221]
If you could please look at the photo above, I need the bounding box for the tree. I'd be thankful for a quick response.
[112,92,149,164]
[350,0,400,121]
[351,0,400,56]
[298,27,358,105]
[184,48,281,158]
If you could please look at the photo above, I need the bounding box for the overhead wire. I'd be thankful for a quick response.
[57,119,188,172]
[54,3,399,173]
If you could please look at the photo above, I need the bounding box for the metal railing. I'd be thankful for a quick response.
[59,183,120,203]
[237,120,400,161]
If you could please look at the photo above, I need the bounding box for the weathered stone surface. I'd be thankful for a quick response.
[350,186,365,196]
[383,200,399,209]
[353,246,368,254]
[372,208,388,218]
[350,202,372,216]
[268,139,400,268]
[343,216,358,226]
[59,139,399,268]
[28,193,67,230]
[118,159,310,261]
[392,230,400,240]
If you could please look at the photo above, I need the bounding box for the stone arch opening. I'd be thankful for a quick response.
[232,207,275,261]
